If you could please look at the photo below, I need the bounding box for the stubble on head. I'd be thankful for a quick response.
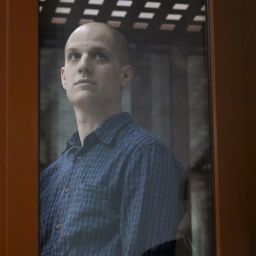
[60,21,134,128]
[64,22,129,66]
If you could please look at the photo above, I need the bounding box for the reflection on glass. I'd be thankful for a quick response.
[40,0,214,255]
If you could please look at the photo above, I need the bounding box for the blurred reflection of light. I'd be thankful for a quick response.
[107,20,122,28]
[111,10,127,17]
[173,3,189,10]
[133,22,149,29]
[145,2,161,9]
[166,14,182,20]
[83,9,99,16]
[51,17,67,24]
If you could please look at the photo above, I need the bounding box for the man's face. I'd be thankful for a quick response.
[61,24,130,110]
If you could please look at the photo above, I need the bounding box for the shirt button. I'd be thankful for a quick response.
[77,155,82,160]
[64,187,70,193]
[55,223,61,230]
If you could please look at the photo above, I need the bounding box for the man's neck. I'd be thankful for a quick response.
[74,106,121,146]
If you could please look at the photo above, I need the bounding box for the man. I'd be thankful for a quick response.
[40,22,184,256]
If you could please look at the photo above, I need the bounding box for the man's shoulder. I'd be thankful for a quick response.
[120,122,185,181]
[40,158,60,183]
[119,122,169,152]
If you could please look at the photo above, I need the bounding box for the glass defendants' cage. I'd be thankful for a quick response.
[40,1,214,255]
[1,0,254,255]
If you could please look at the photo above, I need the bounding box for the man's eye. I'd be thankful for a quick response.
[69,53,80,61]
[94,52,107,62]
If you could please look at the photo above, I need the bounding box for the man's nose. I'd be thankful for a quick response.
[78,55,92,75]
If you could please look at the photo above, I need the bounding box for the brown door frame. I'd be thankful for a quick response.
[209,0,255,255]
[0,0,38,255]
[0,0,254,255]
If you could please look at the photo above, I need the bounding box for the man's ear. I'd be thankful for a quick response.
[121,65,134,89]
[61,67,66,90]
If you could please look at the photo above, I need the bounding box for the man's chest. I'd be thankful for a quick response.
[40,146,127,242]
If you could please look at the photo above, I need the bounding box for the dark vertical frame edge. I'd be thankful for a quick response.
[0,0,39,255]
[209,0,255,255]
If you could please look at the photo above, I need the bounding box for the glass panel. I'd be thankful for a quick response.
[40,0,214,255]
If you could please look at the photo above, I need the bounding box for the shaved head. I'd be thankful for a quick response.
[65,22,129,65]
[61,21,134,113]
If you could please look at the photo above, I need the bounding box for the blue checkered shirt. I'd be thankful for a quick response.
[40,112,185,256]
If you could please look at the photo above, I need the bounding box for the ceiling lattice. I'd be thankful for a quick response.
[39,0,207,46]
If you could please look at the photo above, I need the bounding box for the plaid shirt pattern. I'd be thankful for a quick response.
[40,112,184,256]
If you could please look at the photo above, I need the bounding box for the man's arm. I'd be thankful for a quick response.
[120,142,185,255]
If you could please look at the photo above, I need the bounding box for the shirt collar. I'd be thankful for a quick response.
[66,112,132,149]
[94,112,132,145]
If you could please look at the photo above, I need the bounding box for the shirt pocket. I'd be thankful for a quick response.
[77,183,111,201]
[61,184,119,246]
[68,183,114,226]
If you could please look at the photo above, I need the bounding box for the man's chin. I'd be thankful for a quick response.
[68,94,96,107]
